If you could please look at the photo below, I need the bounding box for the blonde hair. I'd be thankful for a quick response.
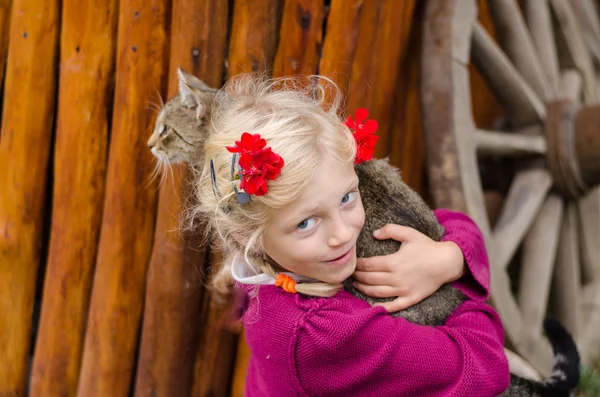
[188,74,357,297]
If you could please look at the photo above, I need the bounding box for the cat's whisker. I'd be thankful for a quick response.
[145,158,163,189]
[155,88,164,107]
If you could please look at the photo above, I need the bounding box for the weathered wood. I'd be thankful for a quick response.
[0,0,12,92]
[75,0,169,395]
[0,0,59,393]
[231,330,251,397]
[318,0,362,110]
[578,188,600,283]
[579,283,600,365]
[28,0,117,395]
[471,22,546,127]
[133,1,228,395]
[346,0,408,160]
[273,0,324,78]
[569,0,600,65]
[487,0,552,101]
[553,202,582,337]
[560,68,583,101]
[524,0,560,98]
[470,0,504,130]
[518,194,563,334]
[492,169,553,270]
[388,1,424,191]
[475,127,546,156]
[550,0,598,103]
[190,255,238,397]
[228,0,282,76]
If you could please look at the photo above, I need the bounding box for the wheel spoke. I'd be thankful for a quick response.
[553,202,582,337]
[488,0,553,101]
[569,0,600,66]
[560,69,583,102]
[578,282,600,365]
[518,195,563,334]
[475,127,546,156]
[492,169,553,270]
[549,0,598,103]
[578,188,600,284]
[525,0,561,98]
[471,22,546,127]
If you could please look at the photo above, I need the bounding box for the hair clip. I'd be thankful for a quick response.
[231,153,251,204]
[210,159,222,198]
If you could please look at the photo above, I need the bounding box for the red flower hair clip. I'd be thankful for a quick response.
[226,132,284,197]
[344,108,379,164]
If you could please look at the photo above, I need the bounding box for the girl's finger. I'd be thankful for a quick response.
[373,296,416,312]
[352,270,393,286]
[352,282,398,299]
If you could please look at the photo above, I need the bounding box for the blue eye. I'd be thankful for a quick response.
[298,218,316,230]
[341,191,356,205]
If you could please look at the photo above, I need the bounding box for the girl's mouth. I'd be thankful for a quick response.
[325,245,355,266]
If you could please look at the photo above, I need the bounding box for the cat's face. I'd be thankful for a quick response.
[148,68,217,165]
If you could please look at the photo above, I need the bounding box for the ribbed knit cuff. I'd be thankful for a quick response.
[434,209,490,301]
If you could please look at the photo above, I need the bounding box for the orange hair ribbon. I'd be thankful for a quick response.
[275,273,297,294]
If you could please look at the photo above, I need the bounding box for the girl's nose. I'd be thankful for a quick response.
[328,215,353,247]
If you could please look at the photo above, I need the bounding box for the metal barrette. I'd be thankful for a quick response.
[231,152,251,204]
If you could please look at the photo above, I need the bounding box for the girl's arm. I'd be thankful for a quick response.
[434,209,490,301]
[294,295,509,396]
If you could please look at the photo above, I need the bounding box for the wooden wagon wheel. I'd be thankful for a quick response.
[421,0,600,374]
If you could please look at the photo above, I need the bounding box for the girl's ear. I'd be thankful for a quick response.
[177,68,217,119]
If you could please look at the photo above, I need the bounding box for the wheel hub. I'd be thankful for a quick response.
[545,102,600,199]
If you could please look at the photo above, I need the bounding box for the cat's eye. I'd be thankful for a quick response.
[160,125,168,137]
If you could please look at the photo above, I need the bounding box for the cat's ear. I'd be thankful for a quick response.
[177,68,215,119]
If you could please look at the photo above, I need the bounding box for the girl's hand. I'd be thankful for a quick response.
[353,224,465,313]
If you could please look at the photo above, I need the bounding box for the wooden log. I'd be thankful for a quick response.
[28,0,118,395]
[0,0,59,393]
[470,0,506,130]
[75,0,169,395]
[133,0,228,395]
[228,0,282,76]
[231,329,251,397]
[387,1,423,191]
[0,0,12,90]
[318,0,362,109]
[273,0,324,78]
[346,0,408,160]
[190,252,238,397]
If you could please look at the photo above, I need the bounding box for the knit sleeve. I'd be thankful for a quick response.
[434,209,490,301]
[293,295,509,396]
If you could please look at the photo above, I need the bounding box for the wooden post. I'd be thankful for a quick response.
[0,0,59,393]
[29,0,118,395]
[318,0,363,110]
[133,0,228,395]
[0,0,12,89]
[346,0,408,160]
[228,0,282,76]
[190,252,238,397]
[75,0,169,395]
[273,0,325,78]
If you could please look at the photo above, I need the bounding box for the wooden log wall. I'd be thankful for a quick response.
[0,0,503,396]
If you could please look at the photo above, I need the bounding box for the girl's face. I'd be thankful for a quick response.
[262,158,365,284]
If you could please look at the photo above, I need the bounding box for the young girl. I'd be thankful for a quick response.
[191,75,509,396]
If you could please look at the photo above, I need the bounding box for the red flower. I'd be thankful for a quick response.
[226,132,284,196]
[344,108,379,164]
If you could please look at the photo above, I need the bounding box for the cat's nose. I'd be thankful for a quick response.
[147,141,154,148]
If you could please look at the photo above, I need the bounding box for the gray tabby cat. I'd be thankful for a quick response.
[148,69,580,397]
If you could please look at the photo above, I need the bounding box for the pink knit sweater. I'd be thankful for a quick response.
[240,209,510,396]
